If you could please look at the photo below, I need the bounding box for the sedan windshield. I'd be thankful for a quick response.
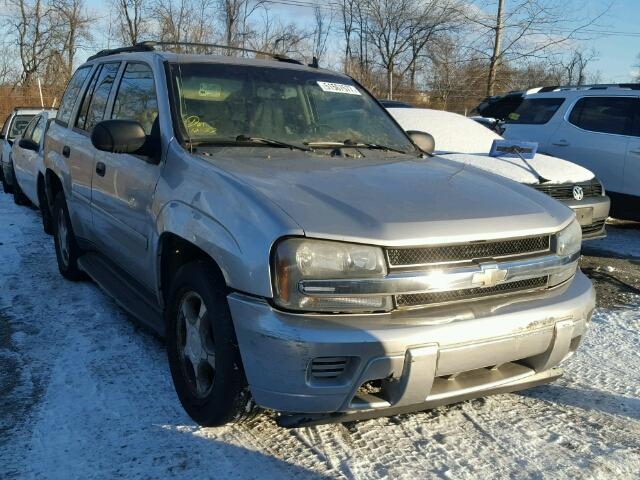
[170,63,414,152]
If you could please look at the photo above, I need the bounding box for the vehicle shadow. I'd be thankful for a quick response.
[579,266,640,296]
[518,384,640,421]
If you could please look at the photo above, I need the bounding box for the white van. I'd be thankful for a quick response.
[500,86,640,221]
[389,107,611,239]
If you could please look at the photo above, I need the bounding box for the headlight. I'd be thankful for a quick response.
[550,219,581,286]
[273,238,392,313]
[556,219,582,257]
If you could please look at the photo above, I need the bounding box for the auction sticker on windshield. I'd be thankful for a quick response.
[317,81,361,95]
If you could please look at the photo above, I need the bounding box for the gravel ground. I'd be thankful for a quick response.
[0,195,639,479]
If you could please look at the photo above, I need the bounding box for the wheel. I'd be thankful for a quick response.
[38,180,53,234]
[52,192,84,280]
[12,175,31,206]
[166,261,257,426]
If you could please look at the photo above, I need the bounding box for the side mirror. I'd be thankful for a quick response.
[18,138,39,152]
[91,120,148,155]
[407,130,435,155]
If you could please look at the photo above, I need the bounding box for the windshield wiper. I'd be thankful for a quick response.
[235,135,311,151]
[185,136,311,152]
[305,140,408,155]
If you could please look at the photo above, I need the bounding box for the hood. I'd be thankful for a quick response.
[388,107,595,185]
[204,149,572,246]
[438,152,594,185]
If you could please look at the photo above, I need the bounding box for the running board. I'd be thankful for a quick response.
[78,252,164,337]
[276,366,562,428]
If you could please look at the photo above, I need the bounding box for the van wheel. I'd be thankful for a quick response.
[166,261,257,426]
[38,180,53,234]
[12,177,31,206]
[53,192,83,280]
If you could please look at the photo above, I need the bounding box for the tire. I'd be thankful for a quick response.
[38,180,53,234]
[1,167,12,194]
[166,261,257,427]
[12,175,31,206]
[52,192,84,281]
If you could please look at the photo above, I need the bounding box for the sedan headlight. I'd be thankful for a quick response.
[556,219,582,257]
[273,238,392,313]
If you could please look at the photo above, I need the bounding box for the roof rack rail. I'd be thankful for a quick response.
[532,83,640,93]
[87,41,304,65]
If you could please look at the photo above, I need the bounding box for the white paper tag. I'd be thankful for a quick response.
[317,81,361,95]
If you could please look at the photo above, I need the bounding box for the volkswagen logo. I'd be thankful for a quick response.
[572,185,584,201]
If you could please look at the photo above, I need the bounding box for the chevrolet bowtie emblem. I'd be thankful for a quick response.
[472,264,508,287]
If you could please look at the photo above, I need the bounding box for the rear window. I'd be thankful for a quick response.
[506,98,564,124]
[8,114,35,140]
[568,96,636,136]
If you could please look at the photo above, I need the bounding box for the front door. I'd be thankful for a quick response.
[90,62,162,289]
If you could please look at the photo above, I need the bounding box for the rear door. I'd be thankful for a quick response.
[65,62,121,241]
[90,61,161,287]
[546,96,635,194]
[623,98,640,197]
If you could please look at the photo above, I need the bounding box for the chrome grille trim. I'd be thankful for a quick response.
[298,251,579,297]
[396,276,549,308]
[386,235,551,268]
[532,180,603,200]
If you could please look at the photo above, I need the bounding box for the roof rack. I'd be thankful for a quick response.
[535,83,640,92]
[87,41,304,65]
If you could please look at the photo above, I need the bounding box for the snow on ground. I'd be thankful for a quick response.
[0,196,639,479]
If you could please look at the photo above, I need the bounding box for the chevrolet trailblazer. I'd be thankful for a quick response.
[42,42,595,427]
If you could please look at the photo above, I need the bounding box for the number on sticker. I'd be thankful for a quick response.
[317,81,361,95]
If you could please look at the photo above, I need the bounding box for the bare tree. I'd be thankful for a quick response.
[468,0,612,96]
[311,6,332,64]
[248,9,310,57]
[219,0,263,52]
[7,0,54,86]
[114,0,149,45]
[561,48,598,85]
[51,0,93,79]
[634,53,640,82]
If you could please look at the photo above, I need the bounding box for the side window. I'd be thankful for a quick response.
[568,97,635,135]
[1,115,11,138]
[505,98,565,124]
[111,63,158,134]
[76,62,121,133]
[21,116,39,141]
[31,116,46,145]
[75,65,102,129]
[57,66,91,127]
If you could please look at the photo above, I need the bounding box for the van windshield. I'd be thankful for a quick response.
[170,63,414,152]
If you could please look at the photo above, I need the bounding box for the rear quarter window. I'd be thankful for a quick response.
[506,98,564,125]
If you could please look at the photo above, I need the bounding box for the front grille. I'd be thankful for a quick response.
[387,236,550,267]
[532,180,602,200]
[581,220,606,236]
[396,276,548,308]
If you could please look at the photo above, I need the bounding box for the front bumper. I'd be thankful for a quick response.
[562,195,610,240]
[229,271,595,424]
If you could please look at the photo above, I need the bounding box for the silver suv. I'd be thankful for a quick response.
[43,43,595,427]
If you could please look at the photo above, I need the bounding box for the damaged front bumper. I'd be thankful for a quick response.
[228,271,595,427]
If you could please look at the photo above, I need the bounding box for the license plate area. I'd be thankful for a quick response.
[574,207,593,226]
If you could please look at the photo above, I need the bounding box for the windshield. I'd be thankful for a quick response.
[8,114,35,140]
[170,63,414,152]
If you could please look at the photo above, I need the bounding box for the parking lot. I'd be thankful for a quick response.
[1,193,638,479]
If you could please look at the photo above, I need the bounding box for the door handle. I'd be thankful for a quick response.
[62,145,70,157]
[96,161,106,177]
[552,140,569,147]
